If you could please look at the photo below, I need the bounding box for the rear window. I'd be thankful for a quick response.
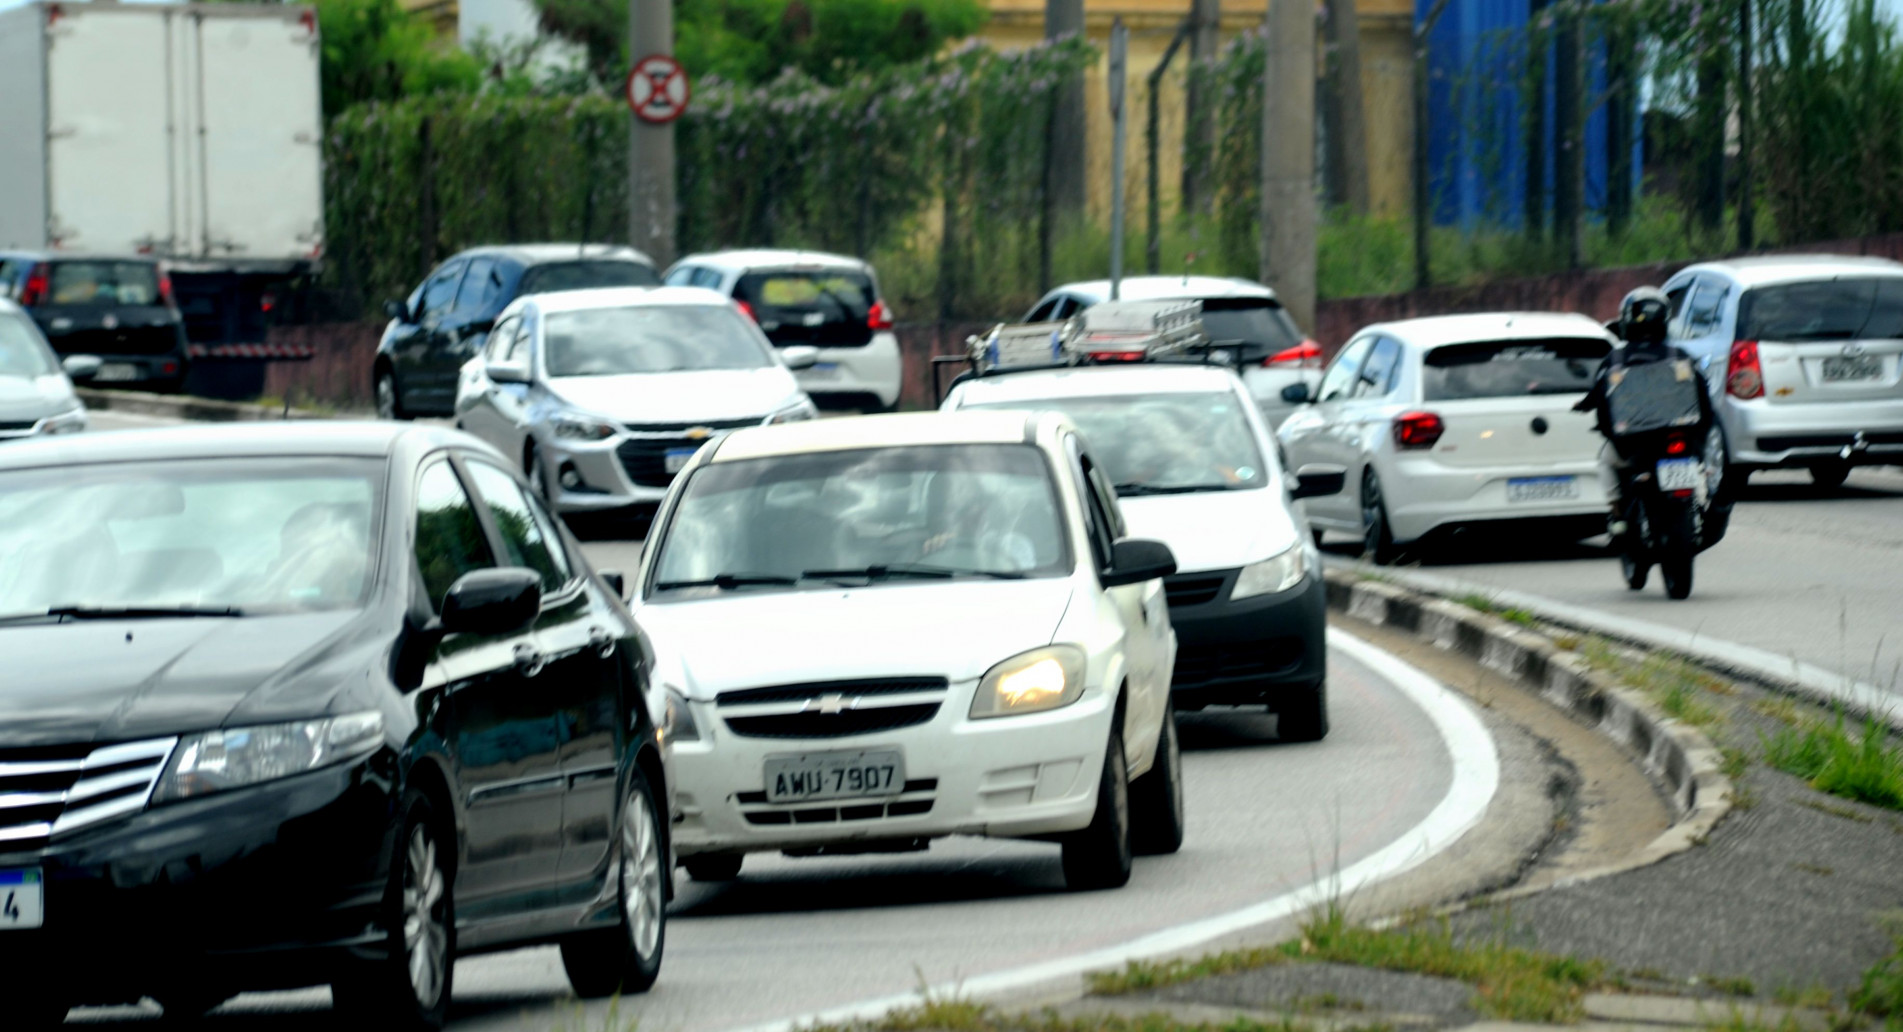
[1736,277,1903,342]
[1196,298,1303,360]
[733,270,876,347]
[1422,338,1609,401]
[46,261,160,307]
[518,260,660,296]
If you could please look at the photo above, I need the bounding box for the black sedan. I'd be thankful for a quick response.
[0,422,670,1028]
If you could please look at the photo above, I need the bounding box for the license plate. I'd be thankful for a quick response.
[1822,355,1882,382]
[0,869,44,930]
[764,749,905,803]
[663,447,698,474]
[93,363,140,382]
[1657,457,1703,491]
[1506,476,1577,503]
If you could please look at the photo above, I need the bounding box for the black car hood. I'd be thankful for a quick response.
[1,611,371,748]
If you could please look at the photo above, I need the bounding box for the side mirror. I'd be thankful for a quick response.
[486,361,531,385]
[385,299,411,322]
[780,345,820,371]
[440,567,542,636]
[599,569,627,601]
[62,354,103,381]
[1280,381,1313,405]
[1290,463,1347,500]
[1101,538,1177,588]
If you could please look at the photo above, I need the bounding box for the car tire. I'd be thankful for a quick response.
[561,767,667,998]
[525,444,553,503]
[18,996,69,1029]
[1662,507,1696,600]
[1061,729,1132,891]
[375,368,409,422]
[1277,681,1329,742]
[683,854,744,882]
[1361,472,1399,566]
[1130,703,1185,856]
[332,789,453,1032]
[1810,463,1849,489]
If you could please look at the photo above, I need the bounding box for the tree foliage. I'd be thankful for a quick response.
[313,0,481,115]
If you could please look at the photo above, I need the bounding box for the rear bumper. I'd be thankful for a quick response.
[1382,455,1610,543]
[1720,396,1903,467]
[1166,570,1326,708]
[792,333,903,408]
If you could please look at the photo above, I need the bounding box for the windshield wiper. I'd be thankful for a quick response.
[801,563,1027,582]
[0,604,246,624]
[654,573,798,591]
[1113,482,1236,496]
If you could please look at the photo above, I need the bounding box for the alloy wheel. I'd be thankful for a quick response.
[376,374,399,421]
[620,790,665,960]
[402,825,449,1010]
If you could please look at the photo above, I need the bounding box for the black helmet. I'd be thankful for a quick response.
[1618,287,1671,347]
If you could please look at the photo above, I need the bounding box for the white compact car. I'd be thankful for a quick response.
[632,411,1183,890]
[663,249,904,411]
[1660,255,1903,489]
[452,286,819,515]
[1023,276,1323,430]
[1278,312,1615,563]
[943,362,1343,739]
[0,300,95,440]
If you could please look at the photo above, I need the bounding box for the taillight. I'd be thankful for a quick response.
[1726,339,1764,399]
[867,300,894,332]
[1664,433,1690,457]
[736,300,756,322]
[158,269,177,309]
[1393,411,1445,449]
[1087,350,1146,363]
[18,264,48,307]
[1265,339,1322,368]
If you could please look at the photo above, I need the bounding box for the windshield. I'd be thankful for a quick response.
[544,305,771,376]
[1422,338,1609,400]
[649,445,1069,596]
[733,270,877,347]
[1736,277,1903,342]
[1196,298,1304,360]
[966,391,1268,494]
[0,314,59,378]
[0,458,382,620]
[47,261,161,307]
[519,260,660,295]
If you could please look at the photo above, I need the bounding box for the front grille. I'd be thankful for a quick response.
[0,738,176,851]
[726,705,939,739]
[1164,572,1229,608]
[1173,639,1305,690]
[717,677,950,740]
[615,437,702,488]
[717,677,948,707]
[0,420,36,432]
[620,417,761,434]
[742,798,935,824]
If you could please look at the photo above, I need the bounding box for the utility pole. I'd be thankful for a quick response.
[1260,0,1317,332]
[1182,0,1221,215]
[1737,0,1755,250]
[627,0,677,264]
[1322,0,1370,213]
[1046,0,1087,224]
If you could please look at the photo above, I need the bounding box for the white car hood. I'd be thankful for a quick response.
[546,368,801,424]
[639,579,1077,700]
[0,375,77,423]
[1119,488,1299,573]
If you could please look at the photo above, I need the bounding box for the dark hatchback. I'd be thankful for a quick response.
[376,244,661,420]
[0,423,669,1028]
[0,253,191,391]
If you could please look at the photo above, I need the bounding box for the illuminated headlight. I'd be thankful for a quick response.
[152,712,383,802]
[37,407,87,435]
[763,399,818,425]
[663,688,701,744]
[1231,544,1307,601]
[553,414,618,441]
[969,645,1087,719]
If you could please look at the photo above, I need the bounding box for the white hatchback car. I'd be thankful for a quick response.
[663,249,904,411]
[632,411,1183,890]
[1278,312,1615,563]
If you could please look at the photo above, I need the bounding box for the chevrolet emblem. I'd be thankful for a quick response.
[816,694,848,715]
[684,426,713,440]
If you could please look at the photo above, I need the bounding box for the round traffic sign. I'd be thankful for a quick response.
[626,55,690,124]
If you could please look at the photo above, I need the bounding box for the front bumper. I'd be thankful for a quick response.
[0,757,397,1006]
[1165,569,1326,708]
[668,684,1113,856]
[1720,396,1903,467]
[1382,455,1611,544]
[792,333,903,408]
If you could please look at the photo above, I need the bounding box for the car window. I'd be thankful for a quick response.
[663,266,698,287]
[453,258,501,319]
[1736,277,1903,341]
[46,261,160,306]
[419,261,466,324]
[1063,435,1111,569]
[966,391,1266,494]
[732,269,877,347]
[1421,337,1610,400]
[465,461,572,594]
[1352,336,1402,398]
[1199,298,1305,360]
[544,304,770,376]
[1317,337,1372,402]
[692,268,724,290]
[1684,277,1728,336]
[0,314,59,377]
[518,260,660,295]
[485,314,521,362]
[1026,297,1060,322]
[414,460,493,613]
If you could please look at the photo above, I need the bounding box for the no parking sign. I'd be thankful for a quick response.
[626,54,690,124]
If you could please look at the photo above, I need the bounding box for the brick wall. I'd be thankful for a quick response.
[258,321,384,410]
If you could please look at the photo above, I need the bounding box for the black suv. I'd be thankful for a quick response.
[0,253,191,391]
[375,244,660,419]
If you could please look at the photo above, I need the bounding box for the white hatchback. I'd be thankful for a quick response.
[631,411,1182,890]
[1278,312,1615,562]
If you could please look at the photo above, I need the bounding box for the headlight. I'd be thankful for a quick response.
[152,711,383,802]
[763,399,818,425]
[37,407,87,435]
[1231,543,1306,601]
[663,688,700,743]
[969,645,1087,719]
[554,414,618,441]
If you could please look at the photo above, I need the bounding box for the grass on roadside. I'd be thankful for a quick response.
[1450,593,1540,630]
[825,999,1321,1032]
[1576,638,1727,728]
[1763,711,1903,812]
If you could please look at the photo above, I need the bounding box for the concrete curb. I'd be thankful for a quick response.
[1325,569,1733,899]
[77,387,346,423]
[1326,558,1903,733]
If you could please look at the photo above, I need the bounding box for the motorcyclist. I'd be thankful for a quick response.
[1572,286,1720,537]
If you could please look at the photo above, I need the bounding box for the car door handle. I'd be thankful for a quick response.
[589,626,617,659]
[514,643,547,677]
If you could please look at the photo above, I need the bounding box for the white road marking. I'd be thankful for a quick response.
[720,626,1500,1032]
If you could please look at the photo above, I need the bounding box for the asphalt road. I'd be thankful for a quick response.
[1325,466,1903,691]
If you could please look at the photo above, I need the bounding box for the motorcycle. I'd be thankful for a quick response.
[1603,360,1730,600]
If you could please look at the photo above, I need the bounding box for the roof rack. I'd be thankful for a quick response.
[929,299,1246,401]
